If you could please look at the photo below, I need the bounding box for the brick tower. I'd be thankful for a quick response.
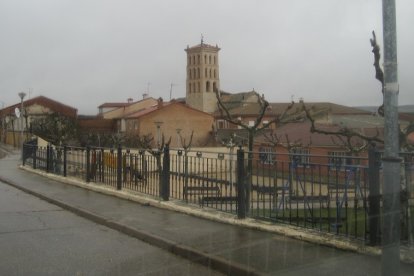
[185,38,220,113]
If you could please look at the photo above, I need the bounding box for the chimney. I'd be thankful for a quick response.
[157,97,163,109]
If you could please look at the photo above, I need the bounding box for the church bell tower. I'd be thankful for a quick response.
[185,38,220,113]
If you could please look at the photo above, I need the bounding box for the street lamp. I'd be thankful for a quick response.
[154,121,163,148]
[176,128,182,148]
[18,92,26,157]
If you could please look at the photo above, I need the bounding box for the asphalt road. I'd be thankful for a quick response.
[0,181,223,276]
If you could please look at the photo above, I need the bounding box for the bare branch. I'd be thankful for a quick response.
[263,130,304,151]
[370,31,385,116]
[302,102,383,151]
[215,91,248,129]
[370,31,385,90]
[256,101,298,132]
[179,131,194,152]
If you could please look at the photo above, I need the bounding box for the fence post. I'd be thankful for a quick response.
[117,144,122,190]
[237,147,246,219]
[33,144,37,170]
[46,143,51,173]
[63,145,67,177]
[368,145,381,246]
[86,146,90,183]
[22,143,26,166]
[161,145,170,201]
[100,148,105,182]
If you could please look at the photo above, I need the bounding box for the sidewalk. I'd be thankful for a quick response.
[1,148,413,275]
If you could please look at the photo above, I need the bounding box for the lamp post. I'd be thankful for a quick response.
[18,92,26,159]
[154,121,163,148]
[176,128,182,148]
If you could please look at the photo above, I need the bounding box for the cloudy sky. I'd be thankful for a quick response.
[1,0,413,114]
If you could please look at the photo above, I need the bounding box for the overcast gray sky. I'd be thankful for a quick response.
[1,0,413,114]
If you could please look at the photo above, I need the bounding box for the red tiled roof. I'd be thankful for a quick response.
[125,101,212,119]
[125,105,159,118]
[98,102,130,108]
[0,95,77,118]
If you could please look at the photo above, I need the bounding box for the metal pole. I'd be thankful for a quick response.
[381,0,401,275]
[368,145,381,246]
[237,147,246,219]
[117,144,122,190]
[162,145,170,201]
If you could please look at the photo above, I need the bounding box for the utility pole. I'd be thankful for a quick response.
[381,0,401,275]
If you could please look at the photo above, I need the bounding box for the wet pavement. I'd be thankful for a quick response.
[1,145,413,275]
[0,182,223,276]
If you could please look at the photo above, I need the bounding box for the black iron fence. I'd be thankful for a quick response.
[22,143,414,245]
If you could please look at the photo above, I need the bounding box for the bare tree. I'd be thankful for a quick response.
[215,91,304,212]
[177,131,194,200]
[31,112,79,146]
[302,104,383,152]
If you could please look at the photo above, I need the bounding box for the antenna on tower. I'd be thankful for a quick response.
[201,34,204,45]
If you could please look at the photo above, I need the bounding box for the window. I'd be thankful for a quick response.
[217,119,227,129]
[213,82,217,92]
[197,54,200,64]
[204,55,207,64]
[259,147,274,165]
[205,68,207,77]
[209,55,211,64]
[214,56,216,64]
[197,68,200,78]
[291,148,310,167]
[189,69,192,79]
[328,151,352,170]
[209,68,212,78]
[214,69,216,78]
[206,81,210,92]
[198,82,200,93]
[189,83,192,93]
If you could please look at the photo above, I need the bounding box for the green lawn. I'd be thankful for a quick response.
[251,207,368,238]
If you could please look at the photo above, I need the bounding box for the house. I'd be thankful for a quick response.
[214,91,281,131]
[123,98,214,148]
[99,97,158,119]
[250,101,394,174]
[0,96,77,146]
